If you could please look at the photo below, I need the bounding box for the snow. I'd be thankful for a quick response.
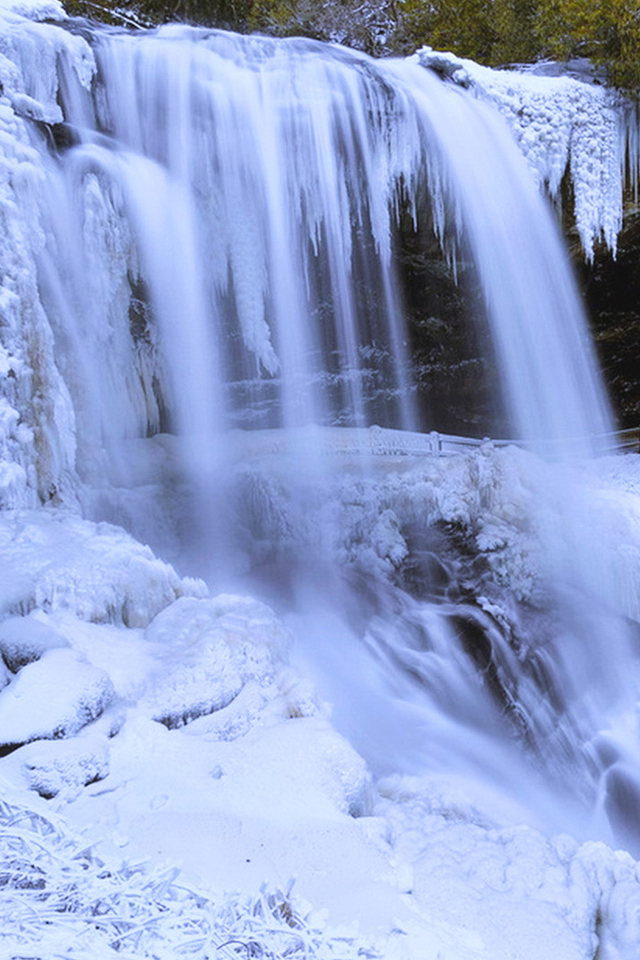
[0,450,639,958]
[417,47,634,259]
[0,648,114,746]
[0,509,207,626]
[1,4,640,958]
[0,794,386,960]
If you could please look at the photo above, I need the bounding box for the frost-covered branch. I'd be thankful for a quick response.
[0,796,381,960]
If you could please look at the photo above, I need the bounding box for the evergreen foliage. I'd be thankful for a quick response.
[407,0,640,88]
[67,0,640,90]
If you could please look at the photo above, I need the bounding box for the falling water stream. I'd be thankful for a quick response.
[30,22,640,846]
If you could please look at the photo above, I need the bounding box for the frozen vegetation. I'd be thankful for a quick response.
[0,795,383,960]
[2,1,640,958]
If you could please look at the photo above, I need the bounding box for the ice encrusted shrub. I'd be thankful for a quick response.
[0,795,381,959]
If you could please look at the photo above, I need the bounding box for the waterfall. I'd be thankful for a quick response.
[2,9,639,847]
[41,25,613,479]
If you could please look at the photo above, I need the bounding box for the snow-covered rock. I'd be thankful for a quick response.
[179,679,271,741]
[0,611,68,671]
[378,775,640,960]
[0,509,207,627]
[0,647,114,746]
[7,733,110,797]
[0,0,66,20]
[140,595,292,728]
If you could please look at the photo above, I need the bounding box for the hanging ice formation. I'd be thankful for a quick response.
[418,47,640,261]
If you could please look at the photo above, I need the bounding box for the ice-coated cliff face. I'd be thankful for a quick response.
[418,47,638,261]
[0,0,94,507]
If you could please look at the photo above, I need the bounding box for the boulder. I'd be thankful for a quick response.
[141,595,290,729]
[0,613,68,672]
[0,648,115,749]
[8,735,110,798]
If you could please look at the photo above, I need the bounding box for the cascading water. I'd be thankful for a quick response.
[6,16,640,847]
[44,26,614,462]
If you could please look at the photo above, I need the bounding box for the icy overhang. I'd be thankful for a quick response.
[417,47,637,261]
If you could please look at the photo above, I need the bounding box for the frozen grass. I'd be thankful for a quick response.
[0,797,380,960]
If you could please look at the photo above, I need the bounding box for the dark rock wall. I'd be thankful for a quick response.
[396,209,506,439]
[577,205,640,430]
[399,193,640,440]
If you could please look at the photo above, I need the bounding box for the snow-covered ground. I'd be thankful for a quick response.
[2,1,640,958]
[2,446,640,959]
